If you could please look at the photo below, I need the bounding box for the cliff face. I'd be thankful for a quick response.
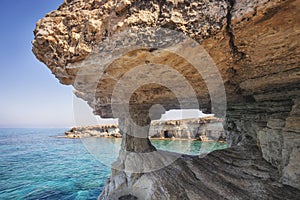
[150,117,225,140]
[32,0,300,199]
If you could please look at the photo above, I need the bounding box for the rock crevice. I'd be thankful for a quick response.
[226,0,241,57]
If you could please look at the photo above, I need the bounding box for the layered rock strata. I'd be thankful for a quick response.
[150,116,225,141]
[100,144,300,200]
[32,0,300,199]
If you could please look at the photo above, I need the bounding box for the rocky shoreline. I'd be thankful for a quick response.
[65,116,226,142]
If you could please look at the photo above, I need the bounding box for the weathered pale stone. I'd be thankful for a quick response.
[257,128,283,167]
[100,145,300,199]
[282,147,300,189]
[267,118,286,130]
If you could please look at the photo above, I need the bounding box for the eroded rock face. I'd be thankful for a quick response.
[100,145,300,200]
[150,116,225,140]
[32,0,300,198]
[32,0,228,86]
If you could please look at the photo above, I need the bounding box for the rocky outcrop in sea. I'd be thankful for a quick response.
[65,124,121,138]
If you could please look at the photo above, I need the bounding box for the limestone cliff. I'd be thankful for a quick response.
[33,0,300,199]
[150,116,225,140]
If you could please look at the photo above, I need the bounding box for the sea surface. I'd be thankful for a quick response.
[0,128,227,199]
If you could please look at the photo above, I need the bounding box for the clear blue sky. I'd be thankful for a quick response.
[0,0,75,128]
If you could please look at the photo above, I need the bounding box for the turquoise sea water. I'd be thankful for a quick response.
[0,128,227,199]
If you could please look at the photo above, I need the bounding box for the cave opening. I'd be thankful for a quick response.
[148,108,228,155]
[164,130,169,138]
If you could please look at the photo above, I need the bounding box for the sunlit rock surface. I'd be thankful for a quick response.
[65,124,121,138]
[150,116,225,140]
[33,0,300,199]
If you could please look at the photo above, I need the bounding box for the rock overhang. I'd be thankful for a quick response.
[69,32,227,119]
[32,0,231,117]
[32,0,300,117]
[32,0,300,193]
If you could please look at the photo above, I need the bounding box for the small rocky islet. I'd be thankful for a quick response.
[65,124,121,138]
